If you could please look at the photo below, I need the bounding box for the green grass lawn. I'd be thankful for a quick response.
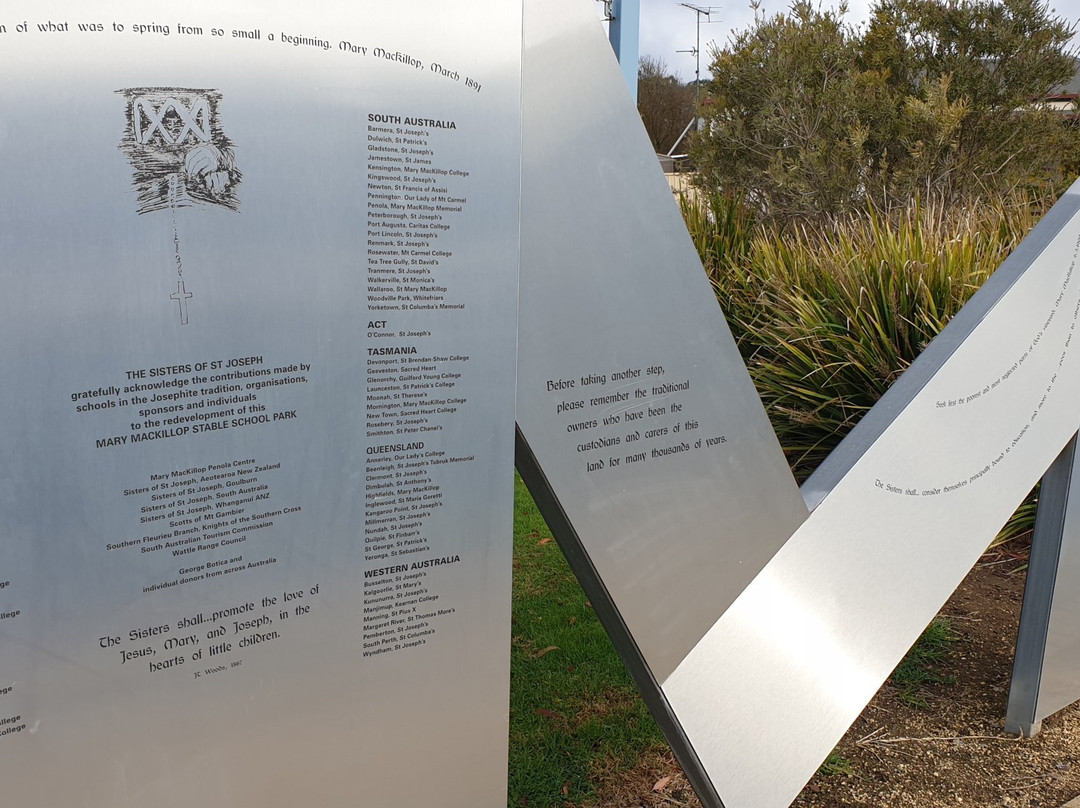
[509,474,666,806]
[508,472,962,806]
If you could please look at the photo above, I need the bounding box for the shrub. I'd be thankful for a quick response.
[692,0,1079,227]
[691,193,1042,480]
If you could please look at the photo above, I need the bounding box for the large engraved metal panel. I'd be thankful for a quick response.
[0,2,521,805]
[518,0,807,685]
[517,0,806,801]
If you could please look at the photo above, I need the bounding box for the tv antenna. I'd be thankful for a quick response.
[676,3,720,102]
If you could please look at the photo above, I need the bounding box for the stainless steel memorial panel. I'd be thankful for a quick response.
[518,1,806,802]
[0,2,521,805]
[664,182,1080,808]
[518,0,807,687]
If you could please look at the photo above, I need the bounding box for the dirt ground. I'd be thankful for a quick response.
[591,540,1080,808]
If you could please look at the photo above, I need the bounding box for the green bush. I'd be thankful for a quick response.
[688,193,1042,499]
[692,0,1079,227]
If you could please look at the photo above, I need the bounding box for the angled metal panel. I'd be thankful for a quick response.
[664,183,1080,808]
[519,0,805,802]
[1037,454,1080,720]
[519,0,807,688]
[521,4,1080,806]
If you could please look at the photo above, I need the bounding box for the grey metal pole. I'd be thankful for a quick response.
[1006,433,1077,737]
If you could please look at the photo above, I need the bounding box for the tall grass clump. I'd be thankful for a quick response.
[689,195,1043,481]
[678,190,756,274]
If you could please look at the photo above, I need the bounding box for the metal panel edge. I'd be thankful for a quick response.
[1005,434,1075,736]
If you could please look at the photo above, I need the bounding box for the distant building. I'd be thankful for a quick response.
[1036,58,1080,120]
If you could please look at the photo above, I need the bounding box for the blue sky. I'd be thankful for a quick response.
[601,0,1080,82]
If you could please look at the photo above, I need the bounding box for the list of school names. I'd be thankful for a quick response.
[0,351,319,743]
[0,454,307,744]
[365,110,468,316]
[0,565,16,743]
[360,340,470,659]
[361,110,474,658]
[0,112,488,740]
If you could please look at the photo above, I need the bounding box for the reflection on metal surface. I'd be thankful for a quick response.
[1008,431,1080,735]
[0,1,520,805]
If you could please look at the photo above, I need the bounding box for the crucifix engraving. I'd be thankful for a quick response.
[170,279,193,325]
[119,87,240,323]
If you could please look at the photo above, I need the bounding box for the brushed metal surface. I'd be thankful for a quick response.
[518,0,807,689]
[0,2,520,805]
[663,181,1080,808]
[1005,435,1077,737]
[1030,431,1080,723]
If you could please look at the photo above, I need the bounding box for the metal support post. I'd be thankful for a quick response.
[608,0,639,101]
